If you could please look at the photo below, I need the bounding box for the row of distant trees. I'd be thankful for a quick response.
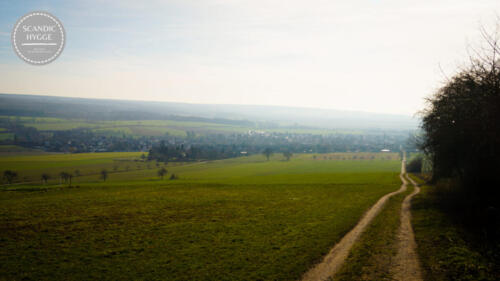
[2,168,178,186]
[149,142,295,162]
[2,169,109,185]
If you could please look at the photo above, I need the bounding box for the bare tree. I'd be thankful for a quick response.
[157,167,167,180]
[283,151,293,161]
[68,173,73,186]
[59,172,72,185]
[420,21,500,212]
[263,148,273,161]
[100,169,108,182]
[41,173,50,185]
[59,172,69,184]
[3,170,18,185]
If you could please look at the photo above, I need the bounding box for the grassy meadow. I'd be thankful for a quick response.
[0,152,401,280]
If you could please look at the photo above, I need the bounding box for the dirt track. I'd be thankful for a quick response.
[390,174,423,281]
[301,159,409,281]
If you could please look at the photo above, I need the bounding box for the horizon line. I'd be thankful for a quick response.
[0,92,419,118]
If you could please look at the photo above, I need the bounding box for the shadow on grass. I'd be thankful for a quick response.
[411,177,500,281]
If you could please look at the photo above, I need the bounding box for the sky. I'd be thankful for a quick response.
[0,0,499,116]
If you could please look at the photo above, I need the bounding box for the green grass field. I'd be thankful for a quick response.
[0,145,46,157]
[0,152,145,185]
[0,152,401,280]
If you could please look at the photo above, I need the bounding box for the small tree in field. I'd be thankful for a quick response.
[59,172,73,186]
[59,172,69,184]
[67,173,73,186]
[41,173,50,185]
[3,170,18,185]
[263,148,273,161]
[157,167,167,180]
[283,151,293,161]
[100,169,108,182]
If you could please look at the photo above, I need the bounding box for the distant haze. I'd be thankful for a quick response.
[1,1,499,115]
[0,93,418,130]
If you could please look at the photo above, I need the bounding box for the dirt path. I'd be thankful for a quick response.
[301,159,409,281]
[390,174,423,281]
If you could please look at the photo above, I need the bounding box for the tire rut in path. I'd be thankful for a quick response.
[390,174,423,281]
[301,160,409,281]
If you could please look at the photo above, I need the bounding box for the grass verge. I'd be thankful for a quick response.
[410,175,499,281]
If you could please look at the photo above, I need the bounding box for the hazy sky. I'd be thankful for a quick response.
[1,0,499,115]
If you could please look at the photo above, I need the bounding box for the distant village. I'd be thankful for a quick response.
[0,119,408,160]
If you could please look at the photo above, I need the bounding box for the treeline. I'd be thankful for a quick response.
[147,131,408,162]
[148,141,241,161]
[1,161,178,186]
[419,25,500,234]
[148,141,296,162]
